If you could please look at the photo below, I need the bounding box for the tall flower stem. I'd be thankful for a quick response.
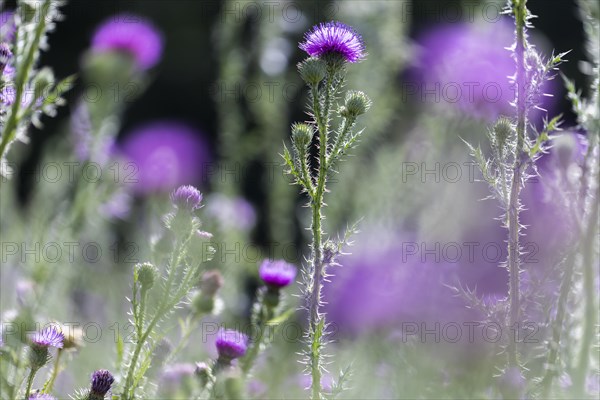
[307,68,335,400]
[574,178,599,394]
[506,0,528,368]
[24,367,38,400]
[44,348,63,394]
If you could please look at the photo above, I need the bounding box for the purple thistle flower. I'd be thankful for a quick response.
[215,329,248,362]
[31,326,64,349]
[259,259,297,289]
[170,185,203,211]
[91,14,163,70]
[119,122,210,194]
[90,369,115,397]
[299,21,365,63]
[28,394,56,400]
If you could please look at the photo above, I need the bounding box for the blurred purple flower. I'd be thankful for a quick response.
[0,11,15,42]
[300,21,365,63]
[215,329,248,362]
[259,259,297,288]
[99,189,132,220]
[28,394,56,400]
[413,21,556,122]
[161,363,195,383]
[0,42,12,72]
[91,14,163,70]
[31,326,64,349]
[205,194,256,231]
[120,122,210,194]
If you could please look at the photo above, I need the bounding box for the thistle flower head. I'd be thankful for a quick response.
[298,57,326,85]
[300,21,365,63]
[291,123,314,149]
[92,14,163,70]
[259,259,297,289]
[90,369,115,398]
[342,90,372,118]
[170,185,203,211]
[135,262,158,291]
[31,326,64,349]
[215,329,248,362]
[493,116,514,149]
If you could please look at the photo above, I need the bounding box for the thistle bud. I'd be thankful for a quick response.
[342,90,371,118]
[195,362,211,387]
[135,263,158,292]
[90,369,115,400]
[298,57,326,85]
[292,123,314,149]
[493,117,513,149]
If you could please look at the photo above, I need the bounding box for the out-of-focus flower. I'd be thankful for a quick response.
[413,21,556,122]
[0,11,15,42]
[215,329,248,363]
[300,21,365,63]
[28,394,56,400]
[205,194,256,231]
[90,369,115,398]
[259,259,297,289]
[120,122,210,194]
[170,185,203,211]
[31,326,64,349]
[91,14,163,70]
[161,363,196,383]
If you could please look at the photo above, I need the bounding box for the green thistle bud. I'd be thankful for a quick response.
[493,117,514,149]
[28,345,50,370]
[298,58,326,85]
[135,263,158,292]
[342,90,371,118]
[291,123,314,148]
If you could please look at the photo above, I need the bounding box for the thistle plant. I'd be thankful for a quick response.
[465,0,568,376]
[283,21,370,399]
[0,0,73,178]
[119,185,214,400]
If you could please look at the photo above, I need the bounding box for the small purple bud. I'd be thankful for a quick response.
[170,185,203,211]
[90,369,115,398]
[200,270,224,297]
[300,21,366,63]
[215,329,248,363]
[259,259,297,289]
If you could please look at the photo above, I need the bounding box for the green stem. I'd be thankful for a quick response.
[308,69,334,400]
[0,0,51,161]
[44,348,62,394]
[24,367,38,400]
[573,174,599,395]
[506,0,528,369]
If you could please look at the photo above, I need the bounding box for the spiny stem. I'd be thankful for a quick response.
[506,0,528,368]
[24,367,38,400]
[44,348,62,394]
[308,69,335,400]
